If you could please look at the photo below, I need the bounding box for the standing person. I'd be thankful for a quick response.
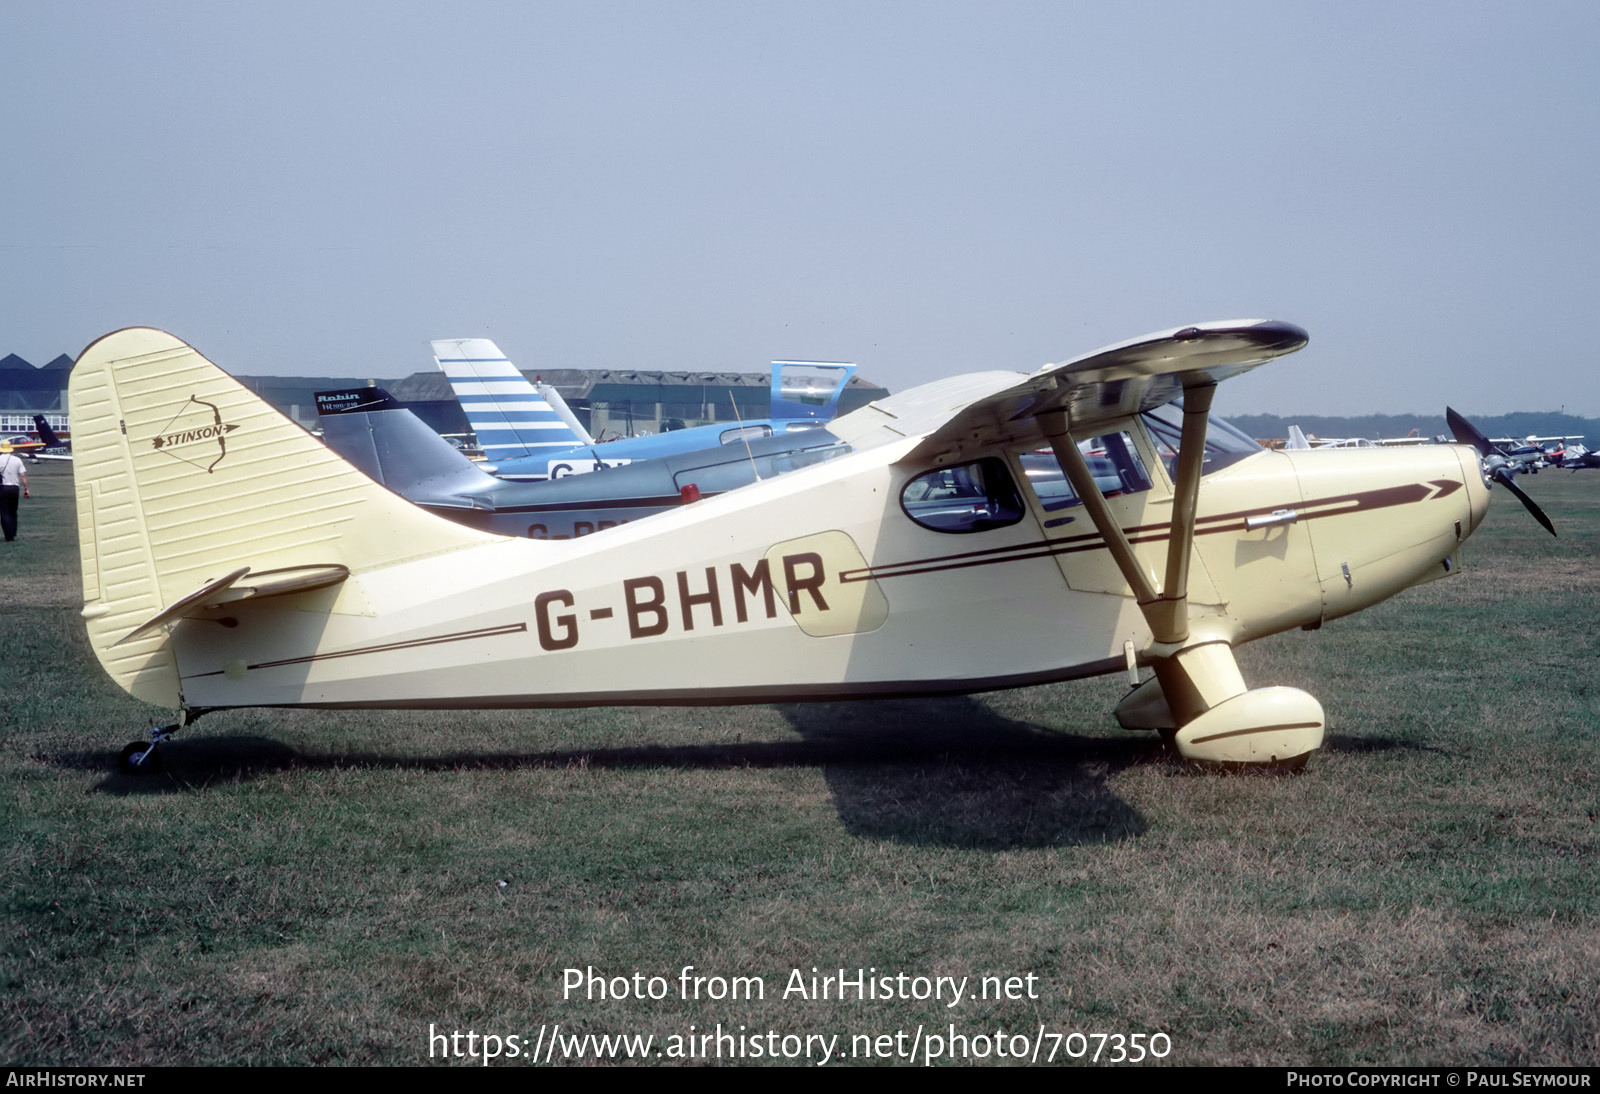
[0,450,28,541]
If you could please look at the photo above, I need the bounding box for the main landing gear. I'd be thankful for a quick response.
[1041,382,1325,771]
[117,708,215,775]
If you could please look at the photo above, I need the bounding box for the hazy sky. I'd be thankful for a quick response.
[4,2,1597,417]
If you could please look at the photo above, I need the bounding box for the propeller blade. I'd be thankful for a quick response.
[1449,407,1557,536]
[1446,406,1497,459]
[1492,468,1557,537]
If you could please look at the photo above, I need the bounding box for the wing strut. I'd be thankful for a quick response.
[1152,381,1215,643]
[1038,382,1212,644]
[1038,386,1325,768]
[1040,409,1158,608]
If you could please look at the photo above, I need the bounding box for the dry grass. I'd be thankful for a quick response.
[3,462,1598,1065]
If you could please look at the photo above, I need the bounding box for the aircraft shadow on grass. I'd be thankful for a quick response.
[774,709,1432,848]
[53,705,1435,850]
[53,697,1165,849]
[776,697,1150,849]
[1321,734,1446,757]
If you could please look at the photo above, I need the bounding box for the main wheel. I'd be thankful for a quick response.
[119,742,162,774]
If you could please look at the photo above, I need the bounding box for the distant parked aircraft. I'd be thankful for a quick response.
[1283,425,1440,451]
[314,386,854,540]
[28,415,72,461]
[430,338,855,480]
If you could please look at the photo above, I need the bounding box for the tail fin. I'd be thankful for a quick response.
[72,329,497,708]
[316,387,504,501]
[33,415,64,448]
[430,338,592,459]
[1285,424,1312,450]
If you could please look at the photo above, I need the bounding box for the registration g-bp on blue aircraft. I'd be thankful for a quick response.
[429,338,856,481]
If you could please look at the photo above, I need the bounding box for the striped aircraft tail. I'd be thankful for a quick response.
[429,339,591,460]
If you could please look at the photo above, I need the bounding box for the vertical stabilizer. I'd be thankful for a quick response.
[72,329,499,708]
[33,415,64,448]
[430,338,592,459]
[316,387,505,500]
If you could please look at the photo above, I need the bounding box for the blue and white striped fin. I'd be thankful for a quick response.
[430,339,593,458]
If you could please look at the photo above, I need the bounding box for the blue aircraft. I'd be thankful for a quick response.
[314,387,856,540]
[429,339,856,481]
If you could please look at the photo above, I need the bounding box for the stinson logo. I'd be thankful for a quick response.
[150,395,239,473]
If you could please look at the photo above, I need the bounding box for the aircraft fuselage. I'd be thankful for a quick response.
[169,421,1488,711]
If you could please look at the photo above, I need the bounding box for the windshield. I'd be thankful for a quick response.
[1140,403,1262,479]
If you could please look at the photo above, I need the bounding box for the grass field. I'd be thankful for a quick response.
[3,459,1597,1066]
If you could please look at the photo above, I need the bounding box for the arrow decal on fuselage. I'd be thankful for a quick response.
[839,479,1463,584]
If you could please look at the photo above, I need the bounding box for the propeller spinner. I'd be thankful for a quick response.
[1446,407,1557,536]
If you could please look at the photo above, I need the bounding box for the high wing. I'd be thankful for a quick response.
[832,319,1307,464]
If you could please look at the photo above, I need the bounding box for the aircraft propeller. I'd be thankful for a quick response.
[1446,407,1557,537]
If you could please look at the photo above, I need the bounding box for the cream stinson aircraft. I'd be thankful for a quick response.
[70,320,1549,775]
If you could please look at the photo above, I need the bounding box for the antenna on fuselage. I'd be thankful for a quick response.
[728,389,762,482]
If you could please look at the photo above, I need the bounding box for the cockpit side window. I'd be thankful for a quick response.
[901,457,1025,534]
[771,441,853,475]
[720,424,772,445]
[1140,403,1262,479]
[1019,431,1153,518]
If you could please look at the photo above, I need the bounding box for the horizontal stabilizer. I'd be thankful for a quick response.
[114,564,350,646]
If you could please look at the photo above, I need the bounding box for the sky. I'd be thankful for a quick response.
[3,1,1597,417]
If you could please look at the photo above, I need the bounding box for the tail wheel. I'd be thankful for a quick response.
[119,742,162,775]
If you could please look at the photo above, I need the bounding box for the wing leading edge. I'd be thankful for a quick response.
[833,319,1308,465]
